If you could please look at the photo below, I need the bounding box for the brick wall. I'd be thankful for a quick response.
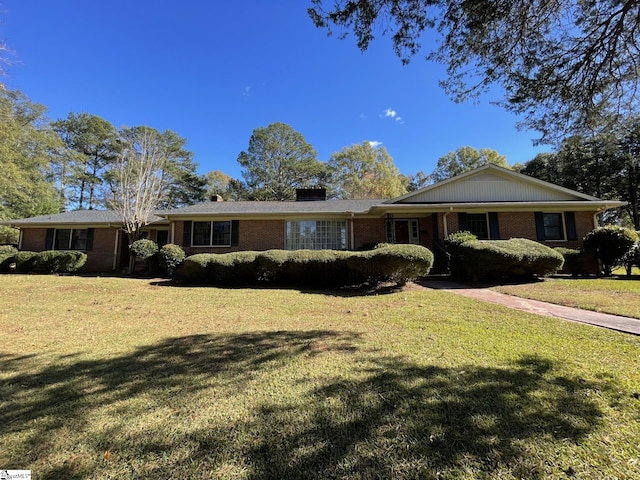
[19,226,120,272]
[85,228,119,272]
[20,228,47,251]
[352,218,386,249]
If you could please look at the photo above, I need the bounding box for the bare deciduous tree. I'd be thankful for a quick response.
[105,127,167,247]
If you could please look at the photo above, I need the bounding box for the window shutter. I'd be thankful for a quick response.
[183,221,192,247]
[85,228,94,251]
[457,213,468,232]
[488,212,500,239]
[534,212,546,240]
[231,220,240,247]
[565,212,577,241]
[45,228,54,250]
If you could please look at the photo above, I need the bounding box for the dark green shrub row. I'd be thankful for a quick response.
[179,244,434,288]
[554,247,598,276]
[0,245,18,255]
[0,250,87,273]
[454,238,564,281]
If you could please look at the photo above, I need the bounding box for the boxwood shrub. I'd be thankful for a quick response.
[455,238,564,281]
[159,243,186,277]
[554,247,598,276]
[178,244,434,288]
[32,250,87,273]
[0,250,87,274]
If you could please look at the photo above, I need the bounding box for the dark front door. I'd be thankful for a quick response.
[394,221,410,244]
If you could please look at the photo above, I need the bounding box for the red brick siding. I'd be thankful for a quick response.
[19,227,119,272]
[352,218,386,249]
[86,228,119,272]
[20,228,47,251]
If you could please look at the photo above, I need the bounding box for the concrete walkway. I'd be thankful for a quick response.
[420,280,640,336]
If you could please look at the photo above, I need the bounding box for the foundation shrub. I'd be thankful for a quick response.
[0,245,18,255]
[457,238,564,281]
[13,251,38,273]
[180,245,433,287]
[445,231,478,277]
[0,253,15,272]
[32,250,87,273]
[159,244,186,277]
[554,247,598,276]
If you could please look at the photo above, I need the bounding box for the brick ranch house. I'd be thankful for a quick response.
[2,164,626,273]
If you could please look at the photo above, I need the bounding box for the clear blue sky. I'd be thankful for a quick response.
[2,0,550,179]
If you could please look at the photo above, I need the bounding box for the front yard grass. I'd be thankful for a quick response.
[1,275,639,479]
[493,276,640,319]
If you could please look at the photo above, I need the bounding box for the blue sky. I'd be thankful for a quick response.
[2,0,550,179]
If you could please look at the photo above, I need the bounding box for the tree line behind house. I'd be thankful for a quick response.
[1,89,640,247]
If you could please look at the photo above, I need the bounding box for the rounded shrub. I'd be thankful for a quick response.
[32,250,87,273]
[129,239,159,260]
[554,247,598,276]
[584,225,639,276]
[456,238,564,281]
[13,251,37,273]
[159,243,186,276]
[445,231,478,277]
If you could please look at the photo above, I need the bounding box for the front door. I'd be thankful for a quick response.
[394,220,411,244]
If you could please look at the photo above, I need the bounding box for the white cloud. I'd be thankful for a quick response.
[383,108,397,118]
[242,86,252,97]
[359,113,368,120]
[380,107,404,124]
[367,140,383,148]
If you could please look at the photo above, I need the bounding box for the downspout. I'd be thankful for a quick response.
[593,208,605,229]
[443,207,453,239]
[170,220,175,244]
[349,213,355,250]
[112,227,120,271]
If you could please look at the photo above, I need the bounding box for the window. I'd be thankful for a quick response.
[542,213,564,240]
[54,229,88,250]
[466,213,489,240]
[192,221,231,246]
[286,220,347,250]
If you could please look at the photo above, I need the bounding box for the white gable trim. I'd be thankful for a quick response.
[386,164,604,204]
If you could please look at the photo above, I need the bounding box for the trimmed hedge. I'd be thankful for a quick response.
[159,243,186,277]
[0,250,87,274]
[178,245,434,288]
[454,238,564,281]
[554,247,598,276]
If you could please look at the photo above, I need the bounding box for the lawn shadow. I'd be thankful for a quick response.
[1,333,614,479]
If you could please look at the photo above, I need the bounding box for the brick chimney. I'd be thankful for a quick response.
[295,188,327,201]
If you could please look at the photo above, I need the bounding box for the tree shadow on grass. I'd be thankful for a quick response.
[1,332,615,479]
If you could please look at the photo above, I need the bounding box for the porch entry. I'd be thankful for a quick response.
[386,217,420,244]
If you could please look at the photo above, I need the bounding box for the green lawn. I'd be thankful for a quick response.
[1,275,639,479]
[493,277,640,319]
